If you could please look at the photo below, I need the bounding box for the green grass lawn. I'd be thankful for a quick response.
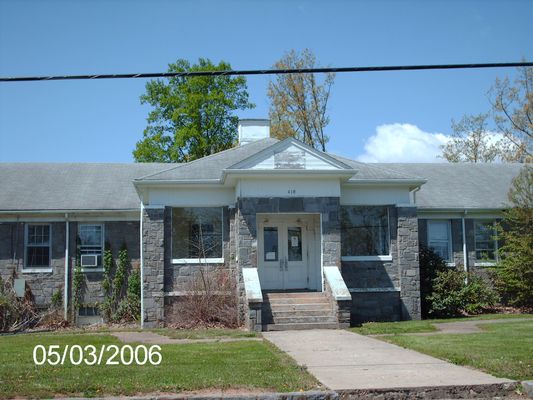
[350,313,533,335]
[152,328,259,340]
[383,321,533,381]
[0,333,318,398]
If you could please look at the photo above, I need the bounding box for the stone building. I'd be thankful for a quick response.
[0,120,522,330]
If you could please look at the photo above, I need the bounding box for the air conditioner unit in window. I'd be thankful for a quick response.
[81,254,98,267]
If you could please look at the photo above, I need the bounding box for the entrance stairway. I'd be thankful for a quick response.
[262,291,339,331]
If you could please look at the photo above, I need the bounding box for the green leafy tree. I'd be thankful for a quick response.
[268,49,335,151]
[493,165,533,307]
[134,58,254,163]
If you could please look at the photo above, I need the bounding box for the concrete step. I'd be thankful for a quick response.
[264,322,340,331]
[266,303,332,312]
[268,315,338,324]
[265,297,330,305]
[266,309,334,318]
[264,292,324,299]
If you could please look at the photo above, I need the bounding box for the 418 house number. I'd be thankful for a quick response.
[287,189,296,195]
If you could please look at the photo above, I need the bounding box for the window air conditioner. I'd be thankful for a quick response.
[80,254,98,267]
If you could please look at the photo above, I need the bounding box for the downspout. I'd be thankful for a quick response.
[140,201,144,328]
[64,213,69,320]
[462,210,468,284]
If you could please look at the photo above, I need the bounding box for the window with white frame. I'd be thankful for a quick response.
[172,207,223,262]
[341,206,390,257]
[25,224,51,268]
[78,224,104,267]
[475,220,498,262]
[427,220,452,262]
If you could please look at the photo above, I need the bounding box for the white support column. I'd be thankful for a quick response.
[140,202,144,328]
[64,214,69,320]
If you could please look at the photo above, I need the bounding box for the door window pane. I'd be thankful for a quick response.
[287,227,302,261]
[263,227,278,261]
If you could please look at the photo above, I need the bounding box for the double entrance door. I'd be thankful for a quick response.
[258,215,315,290]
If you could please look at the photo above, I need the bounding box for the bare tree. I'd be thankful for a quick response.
[268,49,335,151]
[441,113,518,163]
[489,65,533,161]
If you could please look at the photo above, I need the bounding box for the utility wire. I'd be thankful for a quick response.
[1,62,532,83]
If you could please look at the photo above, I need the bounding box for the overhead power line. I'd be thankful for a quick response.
[0,62,532,83]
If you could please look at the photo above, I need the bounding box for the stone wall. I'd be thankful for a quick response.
[341,205,421,323]
[0,220,140,314]
[397,206,421,320]
[350,291,401,323]
[0,222,67,307]
[142,208,165,327]
[77,221,141,307]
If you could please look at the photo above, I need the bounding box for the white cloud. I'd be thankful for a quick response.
[356,123,450,163]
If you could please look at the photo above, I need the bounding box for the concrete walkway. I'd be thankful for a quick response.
[263,329,513,391]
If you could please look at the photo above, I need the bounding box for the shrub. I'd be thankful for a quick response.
[50,290,62,309]
[427,268,498,317]
[173,265,239,328]
[419,245,448,318]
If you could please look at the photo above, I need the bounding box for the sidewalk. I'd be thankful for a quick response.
[263,329,513,391]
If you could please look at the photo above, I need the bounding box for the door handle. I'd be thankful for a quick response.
[284,257,288,271]
[279,259,283,271]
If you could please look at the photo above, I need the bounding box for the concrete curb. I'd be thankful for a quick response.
[63,391,339,400]
[60,382,521,400]
[337,382,519,399]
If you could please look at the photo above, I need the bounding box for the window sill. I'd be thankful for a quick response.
[474,262,497,267]
[172,258,225,265]
[22,268,53,274]
[341,255,393,262]
[81,267,104,273]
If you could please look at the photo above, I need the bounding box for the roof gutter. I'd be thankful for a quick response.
[344,179,427,186]
[0,208,140,214]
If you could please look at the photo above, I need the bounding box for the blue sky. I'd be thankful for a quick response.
[1,0,532,163]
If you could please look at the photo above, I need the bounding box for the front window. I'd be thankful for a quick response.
[341,206,390,257]
[172,207,223,261]
[427,220,452,262]
[475,220,498,262]
[78,224,104,267]
[25,224,51,268]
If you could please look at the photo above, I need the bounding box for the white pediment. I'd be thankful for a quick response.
[232,139,348,171]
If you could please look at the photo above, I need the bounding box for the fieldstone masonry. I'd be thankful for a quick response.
[397,206,421,320]
[142,207,165,327]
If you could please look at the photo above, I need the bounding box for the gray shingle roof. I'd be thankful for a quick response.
[373,163,524,210]
[330,154,424,181]
[0,163,168,211]
[136,138,419,182]
[137,138,279,181]
[0,142,524,213]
